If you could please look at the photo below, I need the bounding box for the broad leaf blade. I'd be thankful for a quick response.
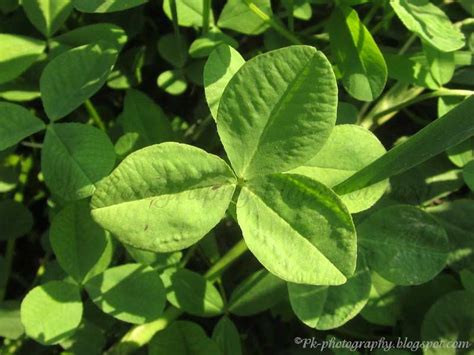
[22,0,73,38]
[73,0,147,13]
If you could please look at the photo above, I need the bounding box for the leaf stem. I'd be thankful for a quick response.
[108,239,248,354]
[169,0,184,66]
[244,0,302,45]
[202,0,211,35]
[84,99,106,131]
[288,0,294,32]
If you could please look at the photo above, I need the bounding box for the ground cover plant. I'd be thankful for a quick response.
[0,0,473,354]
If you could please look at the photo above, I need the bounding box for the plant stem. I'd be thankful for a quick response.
[0,239,16,301]
[288,0,294,32]
[169,0,184,66]
[84,99,106,131]
[202,0,211,35]
[398,33,417,55]
[108,239,248,354]
[244,0,302,45]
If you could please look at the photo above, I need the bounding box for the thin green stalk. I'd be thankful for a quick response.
[0,239,16,301]
[108,239,249,354]
[288,0,294,32]
[398,33,417,55]
[169,0,184,66]
[84,99,106,131]
[202,0,211,35]
[362,2,380,26]
[244,0,302,45]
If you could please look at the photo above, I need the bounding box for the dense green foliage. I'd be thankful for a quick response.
[0,0,473,354]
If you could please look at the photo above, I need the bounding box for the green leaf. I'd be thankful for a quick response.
[423,41,455,87]
[59,321,106,355]
[0,34,45,85]
[107,46,145,89]
[50,200,114,284]
[237,174,356,285]
[463,160,474,191]
[126,245,182,268]
[460,269,474,292]
[73,0,147,13]
[189,28,238,59]
[212,316,242,355]
[0,301,24,340]
[427,200,474,270]
[0,102,45,150]
[40,41,118,120]
[0,199,33,241]
[217,45,337,179]
[390,0,465,52]
[334,96,474,196]
[20,280,83,345]
[41,123,116,200]
[288,125,388,213]
[163,0,213,27]
[327,6,387,101]
[22,0,73,38]
[158,33,188,68]
[166,269,224,317]
[204,44,245,121]
[157,70,188,96]
[358,205,449,285]
[91,142,236,252]
[421,291,474,354]
[228,269,287,316]
[336,102,358,125]
[149,321,220,355]
[53,23,128,51]
[118,89,173,149]
[85,263,166,324]
[218,0,272,35]
[288,257,371,330]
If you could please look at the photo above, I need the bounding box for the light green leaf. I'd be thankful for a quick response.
[20,280,83,345]
[91,142,236,252]
[218,0,272,35]
[41,123,116,201]
[157,70,187,96]
[237,174,356,285]
[166,269,224,317]
[228,269,287,316]
[358,205,449,285]
[0,200,33,241]
[463,160,474,191]
[40,41,118,120]
[163,0,213,27]
[421,291,474,355]
[390,0,465,52]
[0,102,45,150]
[85,264,166,324]
[327,6,387,101]
[149,321,220,355]
[427,200,474,270]
[50,200,114,284]
[212,316,242,355]
[118,89,173,149]
[0,301,24,340]
[22,0,73,38]
[0,34,45,85]
[126,245,182,268]
[423,41,455,87]
[289,125,388,213]
[288,257,371,330]
[204,44,245,121]
[217,45,337,179]
[189,28,238,59]
[73,0,147,13]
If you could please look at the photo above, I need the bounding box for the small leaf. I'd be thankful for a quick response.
[59,321,106,355]
[218,0,272,35]
[423,41,455,87]
[358,205,449,285]
[0,200,33,241]
[0,34,45,85]
[204,44,245,121]
[189,28,238,59]
[73,0,147,13]
[166,269,224,317]
[288,257,371,329]
[212,316,242,355]
[228,269,287,316]
[0,102,45,151]
[288,125,388,213]
[157,69,187,96]
[237,174,356,285]
[22,0,73,38]
[20,280,83,345]
[390,0,465,52]
[50,200,114,284]
[41,123,116,200]
[149,321,220,355]
[327,6,387,101]
[158,33,188,68]
[217,45,337,178]
[40,41,118,120]
[118,89,173,149]
[91,142,236,252]
[85,264,166,324]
